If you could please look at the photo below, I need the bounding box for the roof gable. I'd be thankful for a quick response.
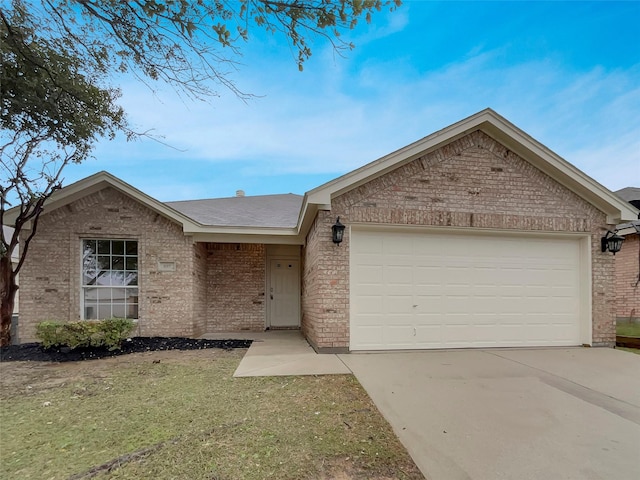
[3,171,200,231]
[305,108,638,224]
[332,130,604,224]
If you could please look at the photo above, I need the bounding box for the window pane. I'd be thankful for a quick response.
[126,241,138,255]
[83,240,97,255]
[125,257,137,270]
[83,262,97,285]
[111,288,127,302]
[125,272,138,286]
[112,241,124,255]
[112,256,125,271]
[84,287,98,302]
[127,288,138,301]
[97,304,112,320]
[96,271,111,286]
[97,240,111,254]
[85,303,98,320]
[97,288,111,301]
[112,271,128,286]
[112,303,127,318]
[128,303,139,319]
[97,255,110,270]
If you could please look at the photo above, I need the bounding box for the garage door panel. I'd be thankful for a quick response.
[414,265,440,284]
[386,326,416,348]
[386,265,413,285]
[351,229,585,350]
[356,296,383,314]
[384,296,413,314]
[356,235,383,254]
[356,326,383,347]
[353,264,383,283]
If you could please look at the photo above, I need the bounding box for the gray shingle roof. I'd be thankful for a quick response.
[165,193,303,228]
[615,187,640,203]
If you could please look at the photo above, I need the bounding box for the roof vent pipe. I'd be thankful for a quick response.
[236,190,245,197]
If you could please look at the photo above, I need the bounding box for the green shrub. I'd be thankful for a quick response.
[36,318,135,351]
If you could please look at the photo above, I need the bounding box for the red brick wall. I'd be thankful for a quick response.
[192,242,208,337]
[615,234,640,321]
[19,187,198,342]
[205,243,266,331]
[18,189,271,342]
[303,130,615,350]
[301,210,349,351]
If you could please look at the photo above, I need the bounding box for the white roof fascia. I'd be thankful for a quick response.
[295,200,332,238]
[302,108,637,224]
[183,224,299,236]
[191,232,303,245]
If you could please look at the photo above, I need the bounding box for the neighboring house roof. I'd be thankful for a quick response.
[166,194,303,228]
[615,187,640,211]
[614,187,640,203]
[614,187,640,236]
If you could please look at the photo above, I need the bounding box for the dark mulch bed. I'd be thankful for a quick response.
[0,337,253,363]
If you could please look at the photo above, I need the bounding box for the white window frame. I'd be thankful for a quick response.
[81,239,139,320]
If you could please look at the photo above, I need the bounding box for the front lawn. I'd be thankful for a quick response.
[0,349,423,480]
[616,322,640,337]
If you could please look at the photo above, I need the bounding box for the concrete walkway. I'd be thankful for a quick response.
[201,330,350,377]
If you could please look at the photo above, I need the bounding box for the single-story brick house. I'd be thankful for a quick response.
[613,187,640,323]
[8,109,638,351]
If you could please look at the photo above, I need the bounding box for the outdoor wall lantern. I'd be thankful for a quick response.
[332,217,345,245]
[601,230,624,255]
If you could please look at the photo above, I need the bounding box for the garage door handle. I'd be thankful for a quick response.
[270,294,274,300]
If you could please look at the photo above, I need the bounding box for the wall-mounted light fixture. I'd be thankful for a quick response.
[332,217,345,245]
[601,230,624,255]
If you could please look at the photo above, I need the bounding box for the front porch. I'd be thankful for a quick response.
[195,243,301,336]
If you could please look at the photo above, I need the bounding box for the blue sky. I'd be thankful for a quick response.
[67,1,639,201]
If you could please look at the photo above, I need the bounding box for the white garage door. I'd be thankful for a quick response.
[350,228,587,350]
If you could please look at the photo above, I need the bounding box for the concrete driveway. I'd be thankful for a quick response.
[339,348,640,480]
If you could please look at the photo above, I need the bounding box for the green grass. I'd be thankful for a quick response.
[0,350,422,480]
[616,322,640,337]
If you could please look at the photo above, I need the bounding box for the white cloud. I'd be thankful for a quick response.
[84,36,639,199]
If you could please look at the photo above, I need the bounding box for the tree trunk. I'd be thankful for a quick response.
[0,255,18,347]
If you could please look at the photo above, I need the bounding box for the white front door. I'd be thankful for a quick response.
[268,259,300,328]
